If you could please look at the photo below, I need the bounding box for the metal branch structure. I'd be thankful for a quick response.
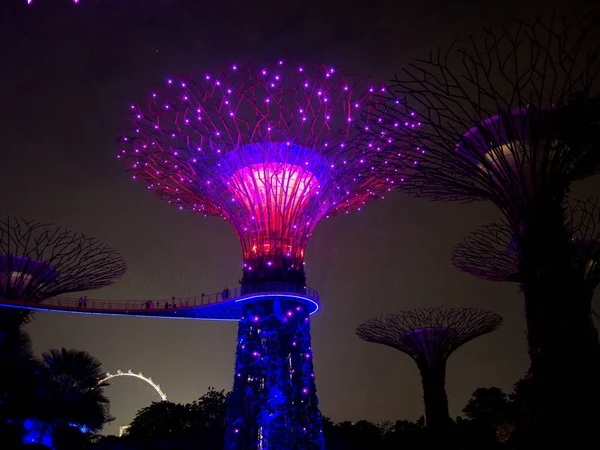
[453,198,600,348]
[453,198,600,292]
[0,216,126,302]
[370,14,600,212]
[356,307,502,432]
[452,221,517,283]
[365,14,600,447]
[118,60,408,450]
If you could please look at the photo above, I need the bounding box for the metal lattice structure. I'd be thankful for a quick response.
[452,221,518,283]
[117,61,412,450]
[356,307,502,365]
[365,15,600,447]
[453,198,600,288]
[0,216,126,302]
[119,61,408,285]
[356,307,502,431]
[369,14,600,215]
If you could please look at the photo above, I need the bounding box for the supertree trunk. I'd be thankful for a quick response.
[418,361,451,435]
[225,297,324,450]
[516,198,600,447]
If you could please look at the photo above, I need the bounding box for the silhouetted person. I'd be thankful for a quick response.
[78,297,83,308]
[83,296,88,308]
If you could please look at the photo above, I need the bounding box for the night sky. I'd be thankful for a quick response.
[1,0,597,436]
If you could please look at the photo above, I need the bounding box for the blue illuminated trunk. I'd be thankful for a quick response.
[225,297,324,450]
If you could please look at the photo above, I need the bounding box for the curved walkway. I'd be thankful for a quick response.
[0,283,320,321]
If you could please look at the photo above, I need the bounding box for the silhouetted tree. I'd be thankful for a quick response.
[126,401,190,443]
[461,387,512,449]
[0,309,38,443]
[188,388,227,448]
[29,348,111,445]
[508,376,534,447]
[125,388,227,449]
[382,418,428,448]
[323,419,383,450]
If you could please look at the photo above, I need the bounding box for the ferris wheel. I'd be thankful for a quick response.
[98,369,167,401]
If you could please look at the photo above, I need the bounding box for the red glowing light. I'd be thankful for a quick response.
[229,162,318,262]
[119,61,416,282]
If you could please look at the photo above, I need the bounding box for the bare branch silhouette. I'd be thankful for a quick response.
[356,307,502,365]
[367,13,600,216]
[452,198,600,290]
[0,216,126,302]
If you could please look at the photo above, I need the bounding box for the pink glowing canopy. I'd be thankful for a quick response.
[118,61,415,281]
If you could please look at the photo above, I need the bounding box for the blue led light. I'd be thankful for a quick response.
[0,291,320,322]
[233,293,320,315]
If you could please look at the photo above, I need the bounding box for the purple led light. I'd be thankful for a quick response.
[118,61,413,282]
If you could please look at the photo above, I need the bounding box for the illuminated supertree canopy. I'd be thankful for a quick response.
[0,216,126,302]
[356,307,502,433]
[366,14,600,448]
[118,61,409,450]
[118,60,406,285]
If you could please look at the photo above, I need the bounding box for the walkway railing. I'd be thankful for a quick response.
[2,283,319,312]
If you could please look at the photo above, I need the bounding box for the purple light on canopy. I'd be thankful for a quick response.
[402,327,458,366]
[356,308,502,431]
[117,60,418,450]
[118,61,416,286]
[0,255,58,301]
[0,215,126,302]
[457,107,556,157]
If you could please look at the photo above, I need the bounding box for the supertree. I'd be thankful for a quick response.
[356,308,502,434]
[366,13,600,446]
[0,215,126,304]
[0,215,125,443]
[117,60,405,450]
[453,198,600,292]
[453,198,600,340]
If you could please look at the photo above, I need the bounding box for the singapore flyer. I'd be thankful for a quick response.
[99,369,167,401]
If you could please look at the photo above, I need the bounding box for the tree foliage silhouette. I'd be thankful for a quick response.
[125,388,227,449]
[32,348,111,441]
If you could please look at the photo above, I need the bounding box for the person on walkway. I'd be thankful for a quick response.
[78,297,83,308]
[83,296,88,308]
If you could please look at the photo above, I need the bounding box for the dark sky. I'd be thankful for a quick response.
[1,0,597,436]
